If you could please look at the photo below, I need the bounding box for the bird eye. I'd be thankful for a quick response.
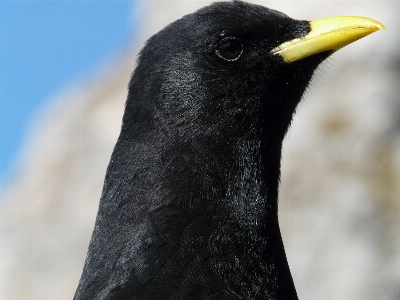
[216,38,243,61]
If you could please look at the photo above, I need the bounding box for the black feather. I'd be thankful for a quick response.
[74,1,330,299]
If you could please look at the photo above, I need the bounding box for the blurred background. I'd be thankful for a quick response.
[1,1,399,299]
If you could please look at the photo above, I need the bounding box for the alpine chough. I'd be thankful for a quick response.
[74,1,384,299]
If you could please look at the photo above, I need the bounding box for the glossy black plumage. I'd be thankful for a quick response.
[74,1,331,299]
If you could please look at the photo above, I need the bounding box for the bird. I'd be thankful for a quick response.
[74,1,384,299]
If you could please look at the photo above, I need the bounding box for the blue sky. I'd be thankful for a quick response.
[0,0,138,184]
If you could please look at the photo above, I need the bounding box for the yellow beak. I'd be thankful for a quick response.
[271,16,385,63]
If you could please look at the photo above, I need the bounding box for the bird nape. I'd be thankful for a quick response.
[74,1,384,299]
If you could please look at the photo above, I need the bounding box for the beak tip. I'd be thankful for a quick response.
[365,18,386,31]
[377,23,386,30]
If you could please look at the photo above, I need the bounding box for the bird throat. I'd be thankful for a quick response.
[150,131,298,299]
[216,136,296,299]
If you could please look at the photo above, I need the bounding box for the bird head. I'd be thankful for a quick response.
[124,1,383,150]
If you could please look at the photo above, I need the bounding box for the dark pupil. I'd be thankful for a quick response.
[217,39,242,60]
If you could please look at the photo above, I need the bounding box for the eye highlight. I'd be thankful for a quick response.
[216,37,243,61]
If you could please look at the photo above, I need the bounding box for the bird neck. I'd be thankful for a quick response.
[168,132,298,299]
[227,135,298,300]
[112,117,297,298]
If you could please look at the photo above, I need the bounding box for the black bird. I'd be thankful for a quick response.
[74,1,384,299]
